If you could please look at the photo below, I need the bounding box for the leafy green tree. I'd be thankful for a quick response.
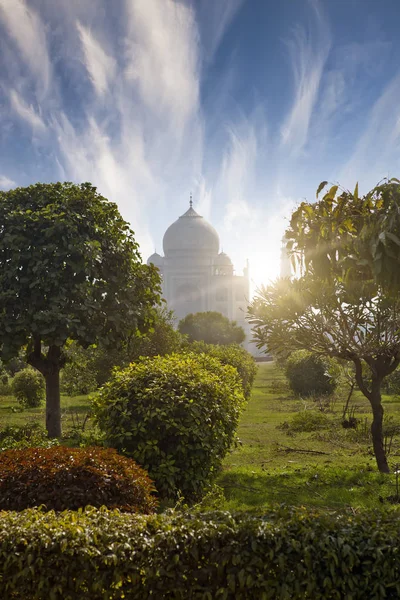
[178,311,245,345]
[0,182,161,438]
[248,179,400,473]
[63,307,184,392]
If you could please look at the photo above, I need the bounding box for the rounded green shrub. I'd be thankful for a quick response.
[188,341,257,400]
[93,353,245,502]
[11,367,45,408]
[285,350,338,397]
[0,446,157,513]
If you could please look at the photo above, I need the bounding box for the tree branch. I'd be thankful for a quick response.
[352,356,371,401]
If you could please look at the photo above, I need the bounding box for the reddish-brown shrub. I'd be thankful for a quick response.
[0,446,157,513]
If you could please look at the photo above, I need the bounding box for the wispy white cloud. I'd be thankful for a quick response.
[220,125,257,232]
[9,89,46,131]
[0,0,51,96]
[52,111,156,257]
[124,0,199,130]
[0,175,15,189]
[193,0,245,61]
[48,0,207,259]
[193,176,212,220]
[0,0,250,265]
[339,71,400,190]
[207,112,292,286]
[77,21,116,96]
[280,0,331,156]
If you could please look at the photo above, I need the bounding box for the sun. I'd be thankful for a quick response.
[248,247,282,298]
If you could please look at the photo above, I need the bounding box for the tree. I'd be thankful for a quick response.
[0,182,161,438]
[178,311,245,345]
[63,306,184,392]
[248,179,400,473]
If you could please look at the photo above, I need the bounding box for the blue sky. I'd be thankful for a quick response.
[1,0,400,291]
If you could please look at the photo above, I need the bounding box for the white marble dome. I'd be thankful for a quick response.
[215,251,232,265]
[163,205,219,257]
[147,252,164,268]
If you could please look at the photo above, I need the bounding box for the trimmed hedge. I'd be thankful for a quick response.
[93,353,245,502]
[188,341,257,400]
[0,506,400,599]
[0,447,157,513]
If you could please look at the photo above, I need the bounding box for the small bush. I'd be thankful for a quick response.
[93,353,245,502]
[188,341,257,400]
[11,367,45,407]
[278,410,331,434]
[0,446,157,513]
[0,423,58,451]
[1,506,400,599]
[285,350,338,397]
[0,381,12,396]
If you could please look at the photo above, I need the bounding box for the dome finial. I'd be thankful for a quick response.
[189,192,193,209]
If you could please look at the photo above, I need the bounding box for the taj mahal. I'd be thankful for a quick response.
[147,198,250,335]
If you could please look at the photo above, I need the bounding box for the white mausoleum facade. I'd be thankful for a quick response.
[147,201,250,332]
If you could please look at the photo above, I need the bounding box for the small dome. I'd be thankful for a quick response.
[163,205,219,257]
[147,252,164,268]
[215,252,232,266]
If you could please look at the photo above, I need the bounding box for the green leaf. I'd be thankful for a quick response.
[325,185,338,201]
[316,181,328,198]
[385,231,400,246]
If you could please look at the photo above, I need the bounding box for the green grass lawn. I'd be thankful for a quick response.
[0,391,92,438]
[216,362,400,512]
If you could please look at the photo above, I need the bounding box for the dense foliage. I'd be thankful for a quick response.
[62,343,98,396]
[188,341,257,400]
[3,352,26,376]
[93,353,245,501]
[0,182,161,437]
[284,350,338,397]
[0,447,157,513]
[248,179,400,473]
[11,367,45,408]
[178,311,245,345]
[62,308,183,394]
[0,506,399,599]
[0,424,57,451]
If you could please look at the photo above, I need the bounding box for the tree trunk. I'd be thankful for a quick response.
[45,368,62,439]
[371,399,390,473]
[352,358,390,474]
[27,340,64,439]
[45,367,61,438]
